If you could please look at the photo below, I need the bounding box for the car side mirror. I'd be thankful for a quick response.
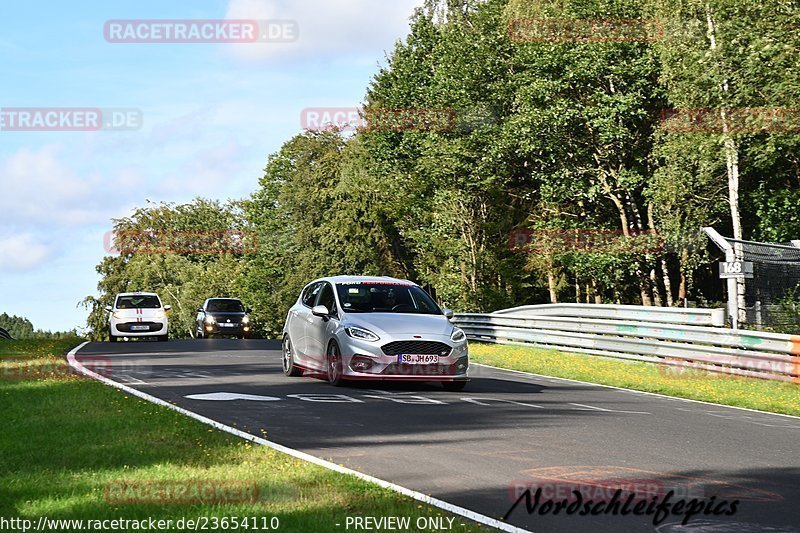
[197,308,204,313]
[442,308,454,319]
[246,307,252,313]
[312,305,330,318]
[105,305,113,312]
[164,305,172,311]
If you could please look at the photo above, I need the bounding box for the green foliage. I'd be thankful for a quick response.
[0,313,76,340]
[85,0,800,336]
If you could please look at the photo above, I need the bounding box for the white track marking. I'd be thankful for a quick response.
[473,363,800,421]
[65,343,533,533]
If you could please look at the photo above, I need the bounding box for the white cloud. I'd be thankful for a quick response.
[0,144,116,226]
[224,0,424,62]
[0,233,50,272]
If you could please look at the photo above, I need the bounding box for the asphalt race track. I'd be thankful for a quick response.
[73,340,800,533]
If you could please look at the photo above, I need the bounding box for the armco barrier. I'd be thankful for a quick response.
[454,305,800,383]
[494,303,726,327]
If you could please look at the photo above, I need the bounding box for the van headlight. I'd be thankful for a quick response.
[242,316,250,324]
[204,315,216,324]
[450,328,466,342]
[345,326,380,342]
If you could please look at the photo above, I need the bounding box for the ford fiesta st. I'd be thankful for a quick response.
[281,276,469,390]
[106,292,171,342]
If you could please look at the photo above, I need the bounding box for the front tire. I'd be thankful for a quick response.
[109,333,118,343]
[157,334,168,342]
[326,341,345,387]
[282,335,303,377]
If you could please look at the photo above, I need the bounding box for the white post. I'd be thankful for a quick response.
[703,227,738,329]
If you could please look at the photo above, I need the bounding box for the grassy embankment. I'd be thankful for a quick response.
[0,338,491,532]
[470,342,800,416]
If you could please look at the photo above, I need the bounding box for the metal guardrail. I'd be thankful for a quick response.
[495,303,726,327]
[0,326,13,340]
[454,305,800,383]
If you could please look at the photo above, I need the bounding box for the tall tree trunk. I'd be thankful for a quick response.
[706,4,746,324]
[678,249,689,305]
[547,269,558,303]
[647,203,673,306]
[592,278,602,304]
[650,269,663,306]
[661,258,674,306]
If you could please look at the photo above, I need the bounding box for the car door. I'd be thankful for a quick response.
[289,282,322,367]
[305,281,339,367]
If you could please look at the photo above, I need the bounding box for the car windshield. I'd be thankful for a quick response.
[335,282,441,315]
[207,299,245,312]
[116,295,161,309]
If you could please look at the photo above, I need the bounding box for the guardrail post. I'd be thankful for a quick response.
[704,227,739,330]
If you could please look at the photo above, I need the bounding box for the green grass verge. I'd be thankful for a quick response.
[469,342,800,417]
[0,338,491,532]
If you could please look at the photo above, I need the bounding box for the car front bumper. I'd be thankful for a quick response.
[202,323,251,336]
[338,334,469,381]
[110,320,167,337]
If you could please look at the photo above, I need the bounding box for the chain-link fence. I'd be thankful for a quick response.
[709,234,800,331]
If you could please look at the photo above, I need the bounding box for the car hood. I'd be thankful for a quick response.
[344,313,453,336]
[113,308,164,320]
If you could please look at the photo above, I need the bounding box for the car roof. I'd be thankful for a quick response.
[313,275,416,285]
[116,292,159,297]
[206,297,242,301]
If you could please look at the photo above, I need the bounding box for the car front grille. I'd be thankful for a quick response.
[381,360,465,376]
[115,322,164,333]
[380,340,451,356]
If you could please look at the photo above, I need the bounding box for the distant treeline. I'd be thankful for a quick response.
[0,313,77,340]
[83,0,800,340]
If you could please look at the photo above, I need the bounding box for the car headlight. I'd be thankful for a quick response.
[242,316,250,324]
[345,326,380,342]
[450,328,466,342]
[154,309,166,319]
[204,315,216,324]
[112,311,123,319]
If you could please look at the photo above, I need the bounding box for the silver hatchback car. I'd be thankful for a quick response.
[281,276,469,390]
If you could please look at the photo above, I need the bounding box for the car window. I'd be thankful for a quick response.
[335,282,441,314]
[301,282,322,308]
[207,299,244,312]
[116,295,161,309]
[316,282,337,315]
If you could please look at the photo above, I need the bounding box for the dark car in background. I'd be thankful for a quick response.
[196,298,252,339]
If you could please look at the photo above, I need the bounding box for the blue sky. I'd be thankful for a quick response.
[0,0,424,332]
